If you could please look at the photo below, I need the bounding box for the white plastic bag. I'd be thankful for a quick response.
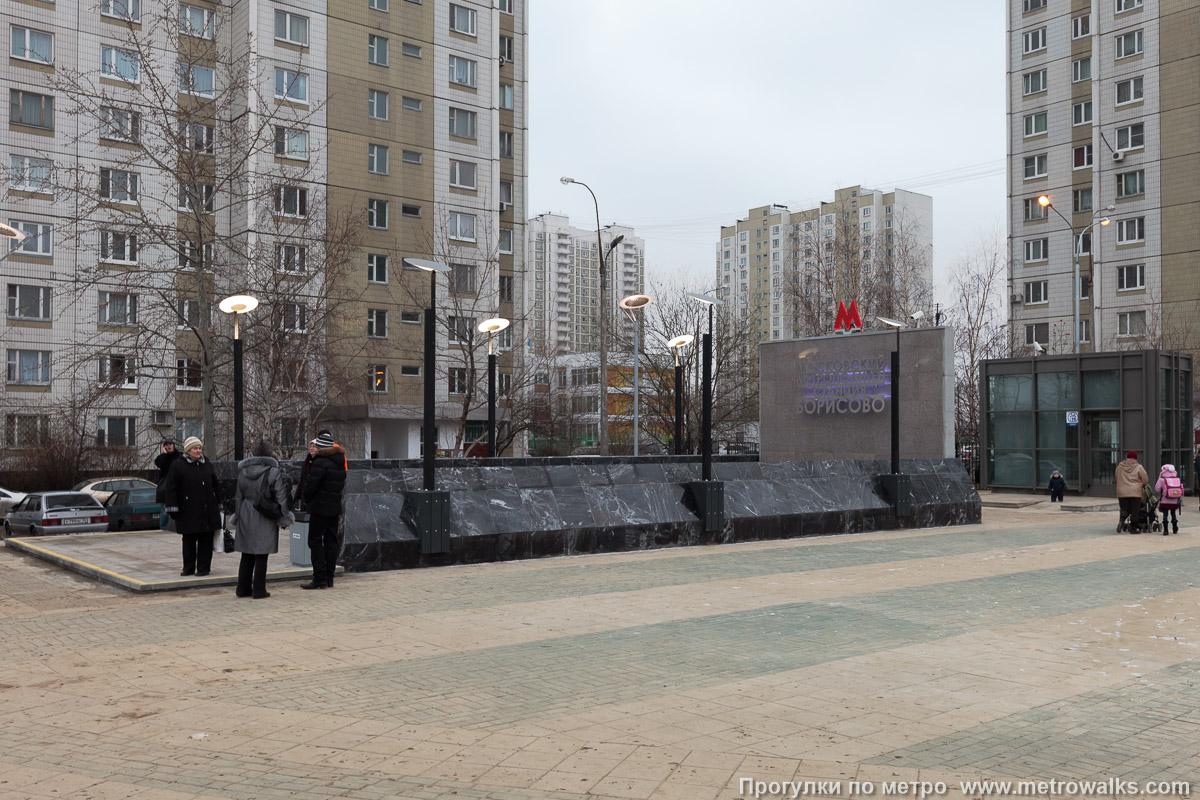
[212,528,223,553]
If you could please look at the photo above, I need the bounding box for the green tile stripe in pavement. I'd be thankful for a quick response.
[211,550,1200,731]
[865,661,1200,783]
[0,520,1124,660]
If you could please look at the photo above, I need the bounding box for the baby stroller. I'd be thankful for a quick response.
[1137,485,1162,533]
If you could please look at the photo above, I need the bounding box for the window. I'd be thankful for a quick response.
[100,106,139,141]
[98,291,137,325]
[497,328,512,351]
[449,4,476,35]
[274,69,307,102]
[9,154,52,193]
[1118,311,1146,336]
[176,241,212,270]
[368,34,389,65]
[178,64,215,96]
[1024,0,1045,10]
[178,183,215,213]
[178,299,200,328]
[1116,30,1143,59]
[367,309,388,338]
[367,143,389,174]
[1116,0,1143,10]
[500,35,514,62]
[449,107,477,139]
[402,204,421,217]
[401,42,422,58]
[499,229,513,255]
[274,126,308,159]
[400,365,420,377]
[178,123,213,155]
[180,4,214,38]
[1024,238,1048,263]
[1025,323,1049,345]
[282,303,307,333]
[1117,263,1145,290]
[101,46,140,82]
[100,168,140,203]
[6,350,50,384]
[10,89,54,129]
[1117,217,1145,243]
[449,55,477,87]
[367,89,389,120]
[368,365,388,393]
[1116,123,1144,150]
[96,417,138,449]
[448,367,468,395]
[500,179,513,209]
[370,0,389,9]
[1023,28,1046,54]
[7,285,51,320]
[1024,198,1047,221]
[1072,101,1093,126]
[7,414,50,448]
[499,84,514,109]
[11,26,54,64]
[1024,280,1049,305]
[1078,274,1091,298]
[1118,169,1145,198]
[1073,144,1093,169]
[449,211,475,241]
[401,311,420,324]
[1078,318,1091,343]
[1116,76,1143,105]
[99,231,137,264]
[499,0,513,12]
[275,185,307,217]
[367,253,388,283]
[175,358,202,389]
[1023,111,1047,137]
[448,316,474,343]
[1073,57,1091,83]
[367,198,388,229]
[1023,69,1047,95]
[401,95,422,111]
[499,274,513,301]
[100,0,140,21]
[401,149,421,164]
[275,11,308,46]
[1072,14,1090,39]
[1023,154,1047,179]
[276,243,306,273]
[499,130,514,158]
[1073,187,1093,213]
[450,264,476,294]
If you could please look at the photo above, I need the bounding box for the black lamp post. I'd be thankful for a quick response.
[876,316,911,517]
[218,294,259,460]
[477,317,510,458]
[685,292,724,532]
[667,334,694,456]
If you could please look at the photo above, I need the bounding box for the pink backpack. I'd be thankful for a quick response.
[1164,476,1184,499]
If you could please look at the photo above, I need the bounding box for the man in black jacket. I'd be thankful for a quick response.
[301,431,346,589]
[154,437,182,530]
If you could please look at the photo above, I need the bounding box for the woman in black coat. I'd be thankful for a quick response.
[162,436,223,577]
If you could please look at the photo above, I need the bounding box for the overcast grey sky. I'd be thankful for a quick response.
[527,0,1007,296]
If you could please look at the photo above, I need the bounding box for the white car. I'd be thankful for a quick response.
[71,477,157,504]
[0,487,27,521]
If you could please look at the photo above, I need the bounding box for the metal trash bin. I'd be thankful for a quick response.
[289,512,311,567]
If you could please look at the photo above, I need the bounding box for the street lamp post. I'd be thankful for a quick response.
[619,294,653,456]
[561,176,622,455]
[0,223,29,265]
[1037,195,1111,354]
[877,316,911,518]
[477,317,511,458]
[667,334,694,456]
[687,293,723,480]
[218,295,260,461]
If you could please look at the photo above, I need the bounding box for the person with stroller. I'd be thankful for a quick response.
[1116,450,1149,534]
[1154,463,1184,536]
[1047,469,1066,502]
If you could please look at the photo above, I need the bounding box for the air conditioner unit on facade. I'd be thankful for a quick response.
[1011,293,1024,305]
[1112,150,1125,163]
[152,410,175,426]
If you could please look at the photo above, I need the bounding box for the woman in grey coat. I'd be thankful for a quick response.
[230,441,294,598]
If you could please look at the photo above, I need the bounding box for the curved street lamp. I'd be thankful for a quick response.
[477,317,511,457]
[619,294,653,456]
[1037,194,1112,353]
[667,334,694,455]
[1,222,29,265]
[219,294,260,460]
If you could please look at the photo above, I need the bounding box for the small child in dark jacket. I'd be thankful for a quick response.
[1048,470,1066,502]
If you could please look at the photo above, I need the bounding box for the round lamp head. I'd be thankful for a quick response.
[0,222,26,241]
[1037,195,1051,207]
[478,317,511,334]
[1099,217,1110,226]
[559,176,575,185]
[402,257,451,273]
[619,294,653,310]
[667,334,695,350]
[687,291,724,307]
[219,294,259,314]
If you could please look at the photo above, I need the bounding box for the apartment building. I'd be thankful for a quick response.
[2,0,526,464]
[1008,0,1199,355]
[525,213,645,356]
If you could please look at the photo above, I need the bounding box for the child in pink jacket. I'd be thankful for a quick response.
[1155,464,1183,535]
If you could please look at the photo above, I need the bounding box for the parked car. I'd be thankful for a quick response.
[0,487,27,520]
[104,488,163,531]
[4,492,109,537]
[72,477,157,504]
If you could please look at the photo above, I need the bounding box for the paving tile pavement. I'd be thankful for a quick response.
[0,507,1197,799]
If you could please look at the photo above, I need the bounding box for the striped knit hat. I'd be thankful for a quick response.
[182,436,203,452]
[311,432,336,449]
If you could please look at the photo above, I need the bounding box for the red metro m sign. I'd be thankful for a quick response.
[834,300,862,331]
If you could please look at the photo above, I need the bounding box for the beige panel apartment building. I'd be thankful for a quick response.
[1008,0,1200,355]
